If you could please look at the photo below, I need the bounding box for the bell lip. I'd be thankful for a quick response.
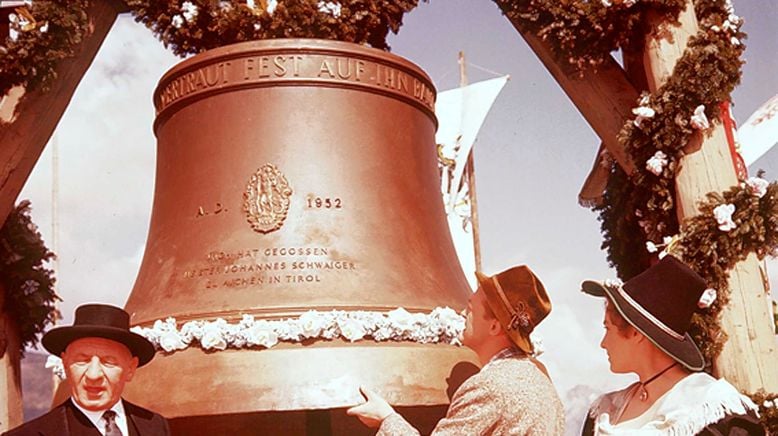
[114,341,480,418]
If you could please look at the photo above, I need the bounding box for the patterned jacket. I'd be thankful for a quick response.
[378,348,565,435]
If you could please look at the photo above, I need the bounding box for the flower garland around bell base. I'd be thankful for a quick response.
[46,306,546,380]
[132,307,466,354]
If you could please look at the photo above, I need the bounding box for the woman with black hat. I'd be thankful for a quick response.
[580,255,764,435]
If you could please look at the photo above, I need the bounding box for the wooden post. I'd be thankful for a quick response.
[643,1,778,392]
[0,0,127,228]
[0,285,23,432]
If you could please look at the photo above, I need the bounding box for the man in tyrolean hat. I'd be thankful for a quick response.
[3,304,170,436]
[348,265,565,435]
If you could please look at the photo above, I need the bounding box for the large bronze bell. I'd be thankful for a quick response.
[122,39,478,433]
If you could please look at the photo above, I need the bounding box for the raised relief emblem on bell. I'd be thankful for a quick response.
[243,163,293,233]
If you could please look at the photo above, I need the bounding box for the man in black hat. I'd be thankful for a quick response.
[3,304,170,436]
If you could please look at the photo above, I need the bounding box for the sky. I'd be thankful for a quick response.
[16,1,778,433]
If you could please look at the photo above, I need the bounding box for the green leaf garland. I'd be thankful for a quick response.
[0,201,59,355]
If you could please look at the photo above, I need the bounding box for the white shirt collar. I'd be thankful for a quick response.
[71,398,130,436]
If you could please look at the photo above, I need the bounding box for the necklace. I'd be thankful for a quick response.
[637,362,678,401]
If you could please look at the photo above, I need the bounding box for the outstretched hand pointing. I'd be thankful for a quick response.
[346,385,395,428]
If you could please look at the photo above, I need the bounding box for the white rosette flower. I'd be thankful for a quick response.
[275,317,303,341]
[298,310,326,339]
[179,320,203,343]
[697,288,717,309]
[387,308,415,335]
[46,355,66,380]
[157,318,188,352]
[746,177,769,198]
[371,319,394,341]
[224,322,245,347]
[181,1,199,22]
[266,0,278,14]
[632,105,655,128]
[130,325,153,345]
[171,14,184,28]
[690,105,710,130]
[317,1,341,17]
[646,151,668,176]
[713,203,736,232]
[338,317,367,342]
[238,314,255,328]
[646,241,658,253]
[246,320,279,349]
[318,312,340,340]
[601,0,612,6]
[354,311,384,339]
[431,307,464,344]
[200,319,228,350]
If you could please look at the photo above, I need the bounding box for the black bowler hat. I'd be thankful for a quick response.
[581,255,708,370]
[42,304,156,367]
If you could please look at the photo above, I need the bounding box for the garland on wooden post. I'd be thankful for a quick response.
[0,0,90,97]
[495,0,776,429]
[0,201,59,355]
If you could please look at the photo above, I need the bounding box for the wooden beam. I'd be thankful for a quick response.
[498,5,638,175]
[643,1,778,392]
[0,0,126,227]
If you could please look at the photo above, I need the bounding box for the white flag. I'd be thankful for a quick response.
[739,93,778,166]
[435,76,508,289]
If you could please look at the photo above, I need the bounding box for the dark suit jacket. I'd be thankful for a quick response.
[2,398,171,436]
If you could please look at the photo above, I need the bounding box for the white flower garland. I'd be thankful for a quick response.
[45,307,547,379]
[130,307,465,353]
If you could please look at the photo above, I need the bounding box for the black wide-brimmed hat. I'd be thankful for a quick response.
[42,304,156,367]
[581,255,707,370]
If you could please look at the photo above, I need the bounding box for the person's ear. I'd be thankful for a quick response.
[125,356,139,381]
[630,326,645,343]
[488,318,503,336]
